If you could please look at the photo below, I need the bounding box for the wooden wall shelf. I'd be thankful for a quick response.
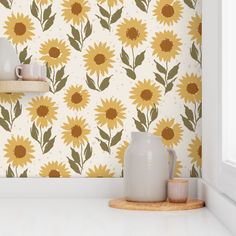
[0,81,49,93]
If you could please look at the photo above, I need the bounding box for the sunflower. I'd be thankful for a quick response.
[116,141,129,167]
[4,13,34,45]
[177,73,202,103]
[84,42,114,76]
[36,0,52,5]
[130,79,161,110]
[4,136,34,168]
[95,98,126,129]
[188,136,202,168]
[188,14,202,45]
[0,93,24,103]
[151,31,182,62]
[86,164,114,177]
[40,39,70,68]
[153,0,183,26]
[64,85,90,111]
[98,0,123,7]
[62,0,90,25]
[174,160,183,177]
[116,18,147,48]
[27,96,58,128]
[154,118,183,147]
[39,161,71,177]
[62,116,90,148]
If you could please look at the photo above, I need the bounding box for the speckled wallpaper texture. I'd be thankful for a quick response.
[0,0,202,178]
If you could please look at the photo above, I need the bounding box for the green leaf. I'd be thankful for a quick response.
[198,103,202,119]
[155,60,166,74]
[190,165,199,177]
[20,169,28,178]
[43,14,56,31]
[71,25,81,42]
[137,109,146,126]
[124,68,136,80]
[99,76,111,91]
[86,74,97,90]
[181,115,195,131]
[55,77,68,92]
[68,35,81,51]
[154,73,165,86]
[0,118,10,131]
[43,127,52,145]
[135,0,147,12]
[55,66,65,83]
[0,0,10,9]
[184,0,195,9]
[19,47,27,63]
[167,63,180,80]
[110,7,123,24]
[190,42,199,62]
[97,4,110,18]
[30,0,39,19]
[43,4,52,22]
[98,17,110,30]
[150,106,158,122]
[46,64,51,78]
[120,47,130,67]
[67,158,81,174]
[110,129,123,147]
[23,56,32,64]
[98,140,110,153]
[184,105,194,123]
[133,118,146,132]
[135,50,145,68]
[43,137,55,154]
[98,127,110,141]
[0,106,10,121]
[84,20,92,38]
[84,143,92,161]
[14,101,22,119]
[165,81,174,93]
[71,148,80,165]
[31,123,39,141]
[6,165,14,177]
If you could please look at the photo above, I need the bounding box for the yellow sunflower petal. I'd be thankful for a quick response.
[188,14,202,45]
[188,136,202,168]
[0,93,24,103]
[86,164,114,177]
[36,0,52,5]
[174,160,183,177]
[95,98,126,129]
[98,0,123,7]
[154,118,183,147]
[4,135,34,168]
[116,141,129,167]
[40,161,71,177]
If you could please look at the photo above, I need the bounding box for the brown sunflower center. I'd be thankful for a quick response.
[37,105,49,117]
[71,92,82,104]
[49,47,61,58]
[162,127,174,140]
[187,83,199,94]
[14,22,26,36]
[71,125,82,137]
[126,27,139,41]
[106,108,118,120]
[198,145,202,159]
[162,4,174,18]
[14,145,26,158]
[140,89,153,101]
[94,54,106,65]
[49,170,60,177]
[160,39,173,52]
[71,2,82,15]
[198,23,202,36]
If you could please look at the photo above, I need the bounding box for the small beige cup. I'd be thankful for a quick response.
[168,179,188,203]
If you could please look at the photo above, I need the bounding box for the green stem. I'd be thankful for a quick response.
[108,6,112,29]
[9,102,13,130]
[80,22,84,50]
[131,47,135,71]
[108,128,112,153]
[146,109,150,132]
[97,74,101,91]
[39,4,44,30]
[80,145,84,173]
[194,102,197,130]
[15,167,18,178]
[164,61,168,92]
[146,0,151,12]
[199,45,202,67]
[39,126,44,152]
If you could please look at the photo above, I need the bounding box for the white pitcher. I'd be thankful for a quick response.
[0,38,19,81]
[124,132,177,202]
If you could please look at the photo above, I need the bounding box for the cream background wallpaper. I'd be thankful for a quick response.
[0,0,202,178]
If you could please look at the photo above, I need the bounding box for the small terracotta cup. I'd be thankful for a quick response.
[168,179,188,203]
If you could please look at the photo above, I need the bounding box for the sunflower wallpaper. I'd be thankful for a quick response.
[0,0,202,178]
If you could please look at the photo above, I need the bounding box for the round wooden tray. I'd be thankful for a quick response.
[109,198,205,211]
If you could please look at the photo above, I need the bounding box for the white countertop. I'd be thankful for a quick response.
[0,198,232,236]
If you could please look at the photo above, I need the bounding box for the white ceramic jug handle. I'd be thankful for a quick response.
[167,149,177,179]
[15,65,23,79]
